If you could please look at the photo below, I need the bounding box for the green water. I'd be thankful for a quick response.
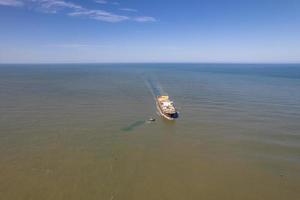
[0,64,299,200]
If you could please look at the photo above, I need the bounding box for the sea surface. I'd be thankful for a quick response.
[0,64,299,200]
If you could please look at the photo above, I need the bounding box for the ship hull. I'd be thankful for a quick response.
[156,101,178,120]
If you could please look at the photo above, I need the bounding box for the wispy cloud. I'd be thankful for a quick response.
[120,8,137,12]
[0,0,23,7]
[94,0,107,4]
[134,16,156,22]
[38,0,82,10]
[35,0,82,13]
[68,10,129,23]
[0,0,157,23]
[95,0,119,6]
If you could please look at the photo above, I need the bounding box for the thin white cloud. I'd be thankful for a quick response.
[119,8,137,12]
[0,0,23,6]
[94,0,107,4]
[0,0,157,23]
[35,0,82,13]
[95,0,119,6]
[68,9,129,22]
[134,16,156,22]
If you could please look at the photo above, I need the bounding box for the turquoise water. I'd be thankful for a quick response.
[0,64,299,199]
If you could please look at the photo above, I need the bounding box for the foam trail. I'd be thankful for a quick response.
[156,81,167,96]
[144,76,167,99]
[145,78,158,102]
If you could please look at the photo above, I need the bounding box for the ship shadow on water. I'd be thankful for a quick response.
[121,117,176,132]
[121,120,145,132]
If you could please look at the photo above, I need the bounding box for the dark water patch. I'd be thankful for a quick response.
[121,120,145,132]
[181,64,300,79]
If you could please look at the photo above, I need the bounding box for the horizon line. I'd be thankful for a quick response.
[0,62,300,65]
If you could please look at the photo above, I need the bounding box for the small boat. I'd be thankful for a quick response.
[156,95,179,120]
[148,117,156,122]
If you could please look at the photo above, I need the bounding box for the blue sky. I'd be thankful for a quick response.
[0,0,300,63]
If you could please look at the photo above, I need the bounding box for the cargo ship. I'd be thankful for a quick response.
[156,96,179,120]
